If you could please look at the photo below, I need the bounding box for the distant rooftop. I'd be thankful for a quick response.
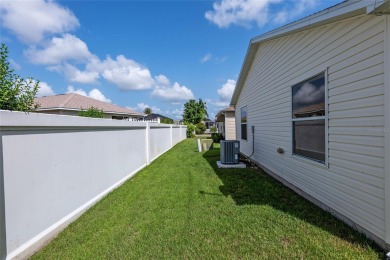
[35,93,144,117]
[144,113,172,121]
[215,106,235,121]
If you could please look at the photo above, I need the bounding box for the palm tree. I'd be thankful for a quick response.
[143,107,152,115]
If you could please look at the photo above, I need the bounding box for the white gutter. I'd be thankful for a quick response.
[251,0,379,44]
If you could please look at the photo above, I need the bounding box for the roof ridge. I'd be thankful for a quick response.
[61,93,76,107]
[35,93,144,116]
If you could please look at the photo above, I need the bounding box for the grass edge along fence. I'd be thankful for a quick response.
[0,110,186,260]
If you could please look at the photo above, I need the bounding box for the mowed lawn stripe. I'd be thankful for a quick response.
[32,139,384,259]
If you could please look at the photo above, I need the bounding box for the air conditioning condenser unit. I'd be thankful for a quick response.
[220,140,240,164]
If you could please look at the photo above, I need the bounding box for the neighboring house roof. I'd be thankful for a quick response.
[293,103,325,118]
[144,113,172,121]
[35,93,144,117]
[215,106,235,122]
[230,0,389,105]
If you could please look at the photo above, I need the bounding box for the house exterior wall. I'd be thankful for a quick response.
[217,122,225,136]
[225,111,236,140]
[35,109,78,116]
[235,14,388,246]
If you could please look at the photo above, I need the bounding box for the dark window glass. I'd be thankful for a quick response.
[241,124,247,140]
[241,107,247,140]
[292,73,326,163]
[293,120,325,162]
[292,74,325,118]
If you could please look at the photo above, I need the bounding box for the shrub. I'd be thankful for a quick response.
[210,126,217,133]
[195,123,206,135]
[78,107,105,118]
[0,43,39,112]
[186,123,196,138]
[211,133,224,143]
[161,117,174,124]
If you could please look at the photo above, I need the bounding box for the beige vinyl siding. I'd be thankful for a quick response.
[236,14,386,240]
[225,111,236,140]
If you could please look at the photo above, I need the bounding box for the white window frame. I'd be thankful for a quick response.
[291,69,329,167]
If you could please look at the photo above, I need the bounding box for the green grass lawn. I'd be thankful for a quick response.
[33,139,385,259]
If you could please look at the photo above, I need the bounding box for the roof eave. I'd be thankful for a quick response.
[230,0,386,106]
[251,0,374,44]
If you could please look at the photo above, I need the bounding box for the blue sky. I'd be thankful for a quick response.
[0,0,342,119]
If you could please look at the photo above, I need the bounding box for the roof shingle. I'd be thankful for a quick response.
[35,93,143,116]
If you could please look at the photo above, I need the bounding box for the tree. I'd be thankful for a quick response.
[161,117,174,124]
[143,107,152,115]
[210,126,217,133]
[78,107,105,118]
[182,98,208,125]
[186,123,196,138]
[0,43,39,112]
[195,122,206,134]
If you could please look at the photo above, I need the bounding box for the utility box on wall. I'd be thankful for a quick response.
[220,140,240,164]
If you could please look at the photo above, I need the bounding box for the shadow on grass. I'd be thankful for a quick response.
[202,147,385,255]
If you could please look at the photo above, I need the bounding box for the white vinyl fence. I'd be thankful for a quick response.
[0,110,186,260]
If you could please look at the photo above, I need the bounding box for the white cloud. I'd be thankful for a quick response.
[87,55,154,90]
[293,82,324,106]
[273,0,315,24]
[66,86,111,103]
[25,34,94,65]
[9,59,21,70]
[200,53,228,63]
[217,79,236,101]
[214,101,230,107]
[129,104,183,119]
[0,0,79,44]
[36,81,55,97]
[170,108,183,119]
[155,75,170,85]
[162,108,183,119]
[215,56,228,63]
[200,53,212,63]
[170,108,183,116]
[151,82,194,101]
[66,85,87,96]
[205,0,316,28]
[134,103,149,111]
[129,103,162,114]
[61,63,100,84]
[46,53,155,89]
[88,89,111,103]
[152,75,194,102]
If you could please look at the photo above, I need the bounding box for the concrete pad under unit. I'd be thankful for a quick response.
[217,161,246,168]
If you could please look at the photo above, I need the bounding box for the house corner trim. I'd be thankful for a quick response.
[384,14,390,245]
